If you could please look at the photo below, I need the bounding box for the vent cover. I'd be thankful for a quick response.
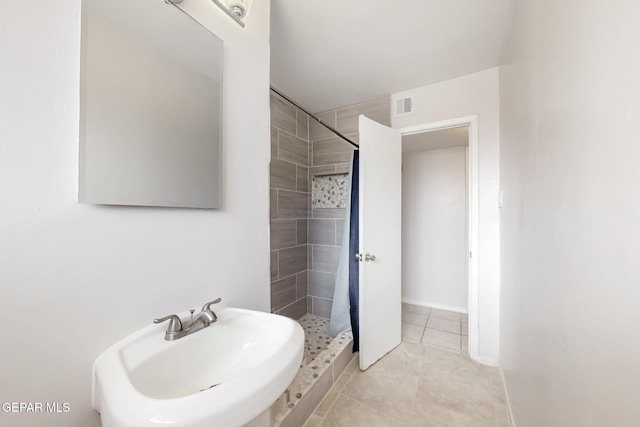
[395,97,413,116]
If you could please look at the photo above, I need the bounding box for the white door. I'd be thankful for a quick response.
[358,115,402,370]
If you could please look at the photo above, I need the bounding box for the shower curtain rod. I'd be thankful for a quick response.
[270,87,359,149]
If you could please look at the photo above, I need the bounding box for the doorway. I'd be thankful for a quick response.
[355,114,480,369]
[400,116,479,360]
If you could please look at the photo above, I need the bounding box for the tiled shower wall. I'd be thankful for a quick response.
[270,93,391,320]
[307,96,391,318]
[270,93,310,319]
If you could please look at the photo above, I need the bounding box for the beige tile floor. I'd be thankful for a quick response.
[401,303,468,353]
[302,306,509,427]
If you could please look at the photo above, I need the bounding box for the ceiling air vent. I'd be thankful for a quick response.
[395,97,413,116]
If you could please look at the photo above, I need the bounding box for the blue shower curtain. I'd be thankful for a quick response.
[329,151,360,352]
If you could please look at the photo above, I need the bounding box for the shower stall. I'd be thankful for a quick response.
[268,89,391,426]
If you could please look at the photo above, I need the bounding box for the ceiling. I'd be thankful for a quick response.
[402,126,469,154]
[270,0,514,113]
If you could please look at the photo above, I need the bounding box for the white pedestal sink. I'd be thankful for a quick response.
[92,306,304,427]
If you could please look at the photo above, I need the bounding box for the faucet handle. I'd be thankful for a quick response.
[202,298,222,312]
[153,314,183,332]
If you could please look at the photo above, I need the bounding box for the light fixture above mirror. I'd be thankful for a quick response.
[167,0,252,28]
[212,0,253,27]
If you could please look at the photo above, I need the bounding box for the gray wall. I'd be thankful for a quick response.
[307,97,390,318]
[270,93,311,319]
[270,94,391,320]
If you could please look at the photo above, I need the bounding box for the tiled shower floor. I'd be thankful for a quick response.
[298,314,333,364]
[271,315,352,426]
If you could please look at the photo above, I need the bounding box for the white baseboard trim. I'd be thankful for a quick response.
[472,354,498,367]
[499,364,516,427]
[401,297,468,314]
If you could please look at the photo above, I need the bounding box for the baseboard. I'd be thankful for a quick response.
[471,354,498,367]
[498,364,516,427]
[401,297,468,314]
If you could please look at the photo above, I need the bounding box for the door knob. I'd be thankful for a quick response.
[365,253,376,262]
[355,253,363,262]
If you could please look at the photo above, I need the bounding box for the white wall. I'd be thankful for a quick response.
[500,0,640,425]
[402,147,468,312]
[392,68,501,363]
[0,2,270,426]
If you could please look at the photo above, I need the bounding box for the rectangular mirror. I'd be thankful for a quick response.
[79,0,223,209]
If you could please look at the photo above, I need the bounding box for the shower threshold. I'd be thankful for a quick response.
[270,314,354,427]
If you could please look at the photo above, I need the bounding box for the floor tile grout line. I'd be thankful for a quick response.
[337,393,396,422]
[321,373,351,423]
[420,309,431,344]
[314,320,509,425]
[420,309,430,343]
[401,306,468,348]
[422,341,462,354]
[313,371,353,427]
[309,354,358,426]
[425,317,462,335]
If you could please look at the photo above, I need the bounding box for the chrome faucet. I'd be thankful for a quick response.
[154,298,221,341]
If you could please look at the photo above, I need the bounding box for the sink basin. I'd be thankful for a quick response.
[92,306,304,427]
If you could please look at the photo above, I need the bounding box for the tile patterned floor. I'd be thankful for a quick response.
[302,305,509,427]
[401,303,468,353]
